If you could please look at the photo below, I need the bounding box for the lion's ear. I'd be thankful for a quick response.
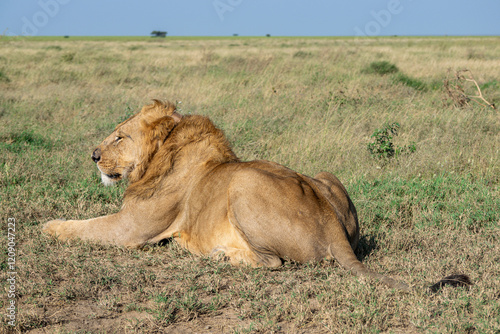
[144,116,176,146]
[171,111,183,123]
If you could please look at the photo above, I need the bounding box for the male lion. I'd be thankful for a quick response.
[44,100,470,291]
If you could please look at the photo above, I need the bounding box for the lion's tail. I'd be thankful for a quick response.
[327,241,410,291]
[429,274,472,292]
[327,243,472,292]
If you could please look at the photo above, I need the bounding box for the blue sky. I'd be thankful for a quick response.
[1,0,499,37]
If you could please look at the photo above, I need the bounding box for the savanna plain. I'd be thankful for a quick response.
[0,36,499,333]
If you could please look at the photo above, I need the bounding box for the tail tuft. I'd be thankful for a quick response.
[429,274,472,293]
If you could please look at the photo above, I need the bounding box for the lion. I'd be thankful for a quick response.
[44,100,470,291]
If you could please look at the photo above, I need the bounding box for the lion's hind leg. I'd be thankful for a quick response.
[210,245,281,267]
[220,196,283,268]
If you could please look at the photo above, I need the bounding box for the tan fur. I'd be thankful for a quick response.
[44,100,410,289]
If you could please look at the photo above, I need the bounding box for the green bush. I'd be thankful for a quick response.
[45,45,63,51]
[61,52,76,62]
[362,61,399,75]
[367,122,416,160]
[293,51,313,58]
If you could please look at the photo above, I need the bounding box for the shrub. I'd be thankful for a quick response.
[46,45,62,51]
[293,51,312,58]
[128,45,143,51]
[368,122,416,160]
[362,61,399,75]
[61,52,75,62]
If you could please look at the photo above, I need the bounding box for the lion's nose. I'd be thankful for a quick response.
[91,148,101,163]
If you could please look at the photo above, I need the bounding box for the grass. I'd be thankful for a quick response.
[0,36,499,333]
[393,72,428,91]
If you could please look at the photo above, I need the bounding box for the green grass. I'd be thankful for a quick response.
[0,69,9,82]
[393,72,428,91]
[0,36,499,333]
[1,129,54,153]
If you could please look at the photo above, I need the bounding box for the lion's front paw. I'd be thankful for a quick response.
[43,219,70,240]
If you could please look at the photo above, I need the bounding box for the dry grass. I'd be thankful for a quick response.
[0,36,499,333]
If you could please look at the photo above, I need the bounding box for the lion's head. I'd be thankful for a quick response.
[91,100,182,186]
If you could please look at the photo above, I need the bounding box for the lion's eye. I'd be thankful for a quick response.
[115,136,123,142]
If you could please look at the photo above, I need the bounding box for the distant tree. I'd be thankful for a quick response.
[233,33,239,37]
[266,34,271,37]
[151,31,167,38]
